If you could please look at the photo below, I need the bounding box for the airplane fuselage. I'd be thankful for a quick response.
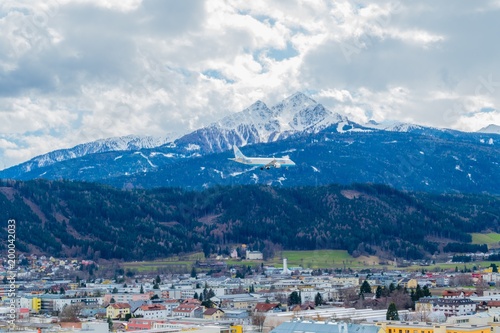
[230,157,295,168]
[229,146,296,169]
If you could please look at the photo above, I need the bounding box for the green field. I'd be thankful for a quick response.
[121,252,205,272]
[268,250,365,269]
[471,233,500,247]
[119,250,374,273]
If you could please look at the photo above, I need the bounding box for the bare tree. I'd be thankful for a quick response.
[339,287,360,307]
[59,303,84,322]
[475,278,490,296]
[389,289,412,310]
[412,307,432,322]
[251,311,266,333]
[451,274,474,287]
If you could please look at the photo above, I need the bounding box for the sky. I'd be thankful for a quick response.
[1,0,499,169]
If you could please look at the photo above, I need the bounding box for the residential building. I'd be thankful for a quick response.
[172,304,204,318]
[133,304,168,319]
[106,303,131,319]
[203,308,225,320]
[416,298,476,317]
[127,318,166,330]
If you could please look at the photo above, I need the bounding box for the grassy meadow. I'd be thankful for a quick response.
[471,233,500,248]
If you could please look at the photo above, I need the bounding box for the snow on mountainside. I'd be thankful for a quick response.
[478,124,500,134]
[364,120,427,132]
[3,134,178,174]
[176,92,351,152]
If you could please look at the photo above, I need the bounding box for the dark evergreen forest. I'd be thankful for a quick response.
[0,179,498,261]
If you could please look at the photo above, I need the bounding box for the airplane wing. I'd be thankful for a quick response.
[263,159,278,168]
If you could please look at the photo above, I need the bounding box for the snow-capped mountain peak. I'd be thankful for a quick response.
[217,100,273,129]
[175,92,352,153]
[477,124,500,134]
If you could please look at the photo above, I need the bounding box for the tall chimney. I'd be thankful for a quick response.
[282,258,288,274]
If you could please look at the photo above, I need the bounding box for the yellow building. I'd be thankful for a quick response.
[32,297,41,313]
[376,321,490,333]
[106,303,131,319]
[230,325,243,333]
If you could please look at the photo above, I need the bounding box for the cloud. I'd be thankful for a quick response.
[0,0,499,168]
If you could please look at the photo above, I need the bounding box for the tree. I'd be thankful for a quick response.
[360,280,371,294]
[191,266,197,278]
[288,291,301,306]
[60,287,66,294]
[107,317,113,331]
[153,283,159,289]
[193,292,199,299]
[112,287,118,294]
[155,275,161,284]
[251,311,266,332]
[422,285,431,297]
[110,297,116,304]
[201,299,215,308]
[140,285,144,294]
[59,303,83,322]
[386,302,399,320]
[314,292,323,306]
[491,263,498,273]
[375,286,382,299]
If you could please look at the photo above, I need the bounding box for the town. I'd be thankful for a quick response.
[2,252,500,333]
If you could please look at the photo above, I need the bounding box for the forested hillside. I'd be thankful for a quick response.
[1,179,499,261]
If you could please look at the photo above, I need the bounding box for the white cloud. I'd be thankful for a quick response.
[0,0,499,168]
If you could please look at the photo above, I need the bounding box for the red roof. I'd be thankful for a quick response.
[488,301,500,307]
[108,303,131,309]
[204,308,224,315]
[174,304,200,313]
[139,304,166,311]
[255,302,280,312]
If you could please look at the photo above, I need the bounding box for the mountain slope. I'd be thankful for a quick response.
[0,134,177,179]
[102,128,500,194]
[1,180,499,261]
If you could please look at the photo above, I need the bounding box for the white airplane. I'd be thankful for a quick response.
[229,145,296,170]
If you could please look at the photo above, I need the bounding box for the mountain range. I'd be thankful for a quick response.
[1,92,498,194]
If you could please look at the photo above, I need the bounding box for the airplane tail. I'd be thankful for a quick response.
[233,145,246,159]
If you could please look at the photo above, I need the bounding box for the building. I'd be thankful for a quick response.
[270,320,379,333]
[376,321,491,333]
[127,318,166,330]
[133,304,168,319]
[416,298,476,317]
[106,303,131,319]
[203,308,225,320]
[442,290,478,299]
[246,251,263,260]
[172,304,204,318]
